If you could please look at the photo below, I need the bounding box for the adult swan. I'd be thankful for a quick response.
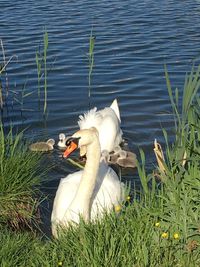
[51,127,124,238]
[78,99,123,153]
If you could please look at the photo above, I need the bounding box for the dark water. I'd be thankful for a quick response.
[1,0,200,232]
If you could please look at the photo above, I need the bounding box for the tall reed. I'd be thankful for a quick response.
[36,31,49,114]
[0,39,16,112]
[88,30,95,106]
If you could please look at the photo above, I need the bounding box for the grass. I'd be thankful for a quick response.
[0,125,47,230]
[0,63,200,266]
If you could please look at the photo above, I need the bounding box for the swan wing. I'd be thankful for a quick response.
[98,108,123,152]
[91,162,124,218]
[51,171,82,223]
[78,100,122,153]
[110,99,121,122]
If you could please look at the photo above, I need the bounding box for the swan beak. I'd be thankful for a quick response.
[63,141,78,158]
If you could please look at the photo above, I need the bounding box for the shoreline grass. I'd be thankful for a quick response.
[0,60,200,265]
[0,125,48,231]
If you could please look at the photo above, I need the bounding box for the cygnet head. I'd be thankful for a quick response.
[58,133,67,148]
[46,139,55,149]
[113,145,122,154]
[101,150,110,163]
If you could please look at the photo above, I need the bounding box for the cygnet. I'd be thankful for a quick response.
[29,139,55,152]
[57,133,69,149]
[109,146,137,168]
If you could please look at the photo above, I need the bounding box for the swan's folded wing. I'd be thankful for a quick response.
[91,162,124,219]
[98,109,123,152]
[51,172,82,222]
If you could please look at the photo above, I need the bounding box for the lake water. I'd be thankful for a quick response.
[1,0,200,232]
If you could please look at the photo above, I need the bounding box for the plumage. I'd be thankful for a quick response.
[102,146,137,168]
[29,139,55,152]
[78,99,123,153]
[57,133,70,149]
[51,128,124,238]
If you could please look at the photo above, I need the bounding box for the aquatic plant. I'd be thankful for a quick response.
[88,30,95,106]
[0,39,16,112]
[36,30,49,114]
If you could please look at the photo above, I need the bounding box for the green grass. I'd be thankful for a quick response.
[0,125,47,230]
[0,65,200,266]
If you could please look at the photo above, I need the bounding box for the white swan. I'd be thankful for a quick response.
[51,127,124,238]
[78,99,123,154]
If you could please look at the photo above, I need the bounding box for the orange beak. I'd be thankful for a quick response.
[63,141,78,158]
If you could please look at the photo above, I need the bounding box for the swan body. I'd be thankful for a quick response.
[29,139,55,152]
[78,99,123,153]
[51,128,124,237]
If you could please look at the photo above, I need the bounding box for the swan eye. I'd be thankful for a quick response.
[65,137,80,147]
[65,140,71,146]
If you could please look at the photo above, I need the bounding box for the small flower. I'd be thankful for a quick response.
[155,222,160,227]
[58,262,62,266]
[115,205,122,212]
[126,196,131,201]
[173,233,179,239]
[161,232,168,239]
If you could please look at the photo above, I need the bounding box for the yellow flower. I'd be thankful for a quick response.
[126,196,131,201]
[173,233,179,239]
[115,205,122,212]
[161,232,168,238]
[58,262,62,266]
[155,222,160,227]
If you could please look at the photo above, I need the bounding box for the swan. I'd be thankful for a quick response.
[51,127,124,238]
[78,99,123,155]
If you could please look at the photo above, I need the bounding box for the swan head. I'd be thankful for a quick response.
[63,127,99,158]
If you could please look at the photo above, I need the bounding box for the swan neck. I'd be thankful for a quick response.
[69,137,101,220]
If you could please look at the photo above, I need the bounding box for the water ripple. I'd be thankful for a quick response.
[1,0,200,184]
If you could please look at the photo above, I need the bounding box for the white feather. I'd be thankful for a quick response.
[77,99,123,152]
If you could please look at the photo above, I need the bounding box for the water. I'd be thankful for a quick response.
[1,0,200,232]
